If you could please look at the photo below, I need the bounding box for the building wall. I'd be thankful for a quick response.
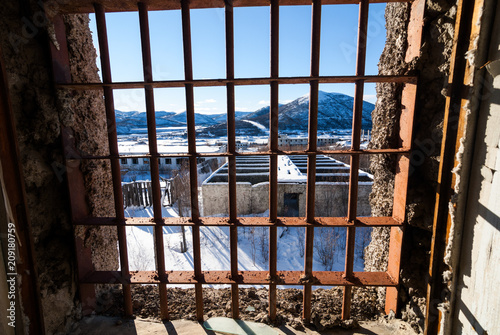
[0,3,117,333]
[364,1,457,333]
[452,2,500,333]
[202,182,372,217]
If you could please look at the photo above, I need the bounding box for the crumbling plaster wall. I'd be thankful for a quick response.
[0,1,117,333]
[365,0,456,333]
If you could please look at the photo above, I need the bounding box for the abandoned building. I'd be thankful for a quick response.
[202,155,372,217]
[1,0,500,334]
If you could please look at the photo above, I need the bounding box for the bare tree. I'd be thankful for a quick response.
[296,228,305,258]
[173,161,190,253]
[249,227,257,265]
[314,228,341,271]
[258,228,269,263]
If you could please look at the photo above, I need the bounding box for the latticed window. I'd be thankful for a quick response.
[50,0,423,322]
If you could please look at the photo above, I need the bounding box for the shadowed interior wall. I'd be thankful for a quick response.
[0,1,117,333]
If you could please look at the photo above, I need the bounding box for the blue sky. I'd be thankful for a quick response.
[89,4,386,114]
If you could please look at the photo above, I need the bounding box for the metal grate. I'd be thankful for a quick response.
[48,0,423,323]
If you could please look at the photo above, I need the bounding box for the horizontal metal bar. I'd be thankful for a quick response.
[56,75,417,90]
[55,0,411,14]
[80,270,397,286]
[74,216,402,227]
[66,149,411,161]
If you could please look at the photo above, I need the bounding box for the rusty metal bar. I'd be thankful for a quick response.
[49,13,98,318]
[343,0,369,320]
[94,3,133,317]
[303,0,321,322]
[385,0,425,316]
[56,74,417,90]
[224,0,239,319]
[65,148,413,161]
[425,0,477,332]
[55,0,411,14]
[385,226,403,314]
[180,0,204,321]
[80,270,398,286]
[0,41,45,334]
[75,216,404,227]
[138,2,169,320]
[384,84,417,315]
[268,0,280,321]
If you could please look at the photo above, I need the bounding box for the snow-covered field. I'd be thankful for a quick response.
[118,127,373,288]
[124,204,370,288]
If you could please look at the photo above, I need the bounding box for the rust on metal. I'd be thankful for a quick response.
[425,0,478,333]
[56,74,418,90]
[138,2,169,320]
[81,270,397,286]
[180,0,204,321]
[224,0,240,317]
[405,0,425,63]
[69,147,413,162]
[94,3,133,316]
[343,0,369,320]
[55,0,411,13]
[75,215,404,227]
[303,0,321,322]
[268,0,280,321]
[50,14,97,319]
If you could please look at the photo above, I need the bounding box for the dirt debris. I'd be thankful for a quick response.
[95,286,387,331]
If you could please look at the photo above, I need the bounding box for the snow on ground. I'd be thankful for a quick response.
[277,156,306,182]
[124,203,369,288]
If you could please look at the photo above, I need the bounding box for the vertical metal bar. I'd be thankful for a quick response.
[268,0,279,321]
[224,0,239,319]
[385,83,417,315]
[180,0,203,321]
[343,0,369,320]
[138,2,169,320]
[303,0,321,323]
[49,13,97,317]
[425,0,476,332]
[94,3,133,317]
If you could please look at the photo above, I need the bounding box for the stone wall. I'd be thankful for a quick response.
[0,2,116,333]
[364,1,457,333]
[202,182,372,217]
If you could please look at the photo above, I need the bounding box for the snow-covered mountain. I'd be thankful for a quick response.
[243,90,373,131]
[198,91,373,137]
[115,91,373,136]
[115,110,251,135]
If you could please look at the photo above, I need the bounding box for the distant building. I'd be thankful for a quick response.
[119,155,190,169]
[277,132,371,148]
[201,155,373,217]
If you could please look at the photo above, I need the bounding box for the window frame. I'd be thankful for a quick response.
[49,0,423,322]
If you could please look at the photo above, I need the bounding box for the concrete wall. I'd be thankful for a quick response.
[202,182,372,217]
[452,2,500,333]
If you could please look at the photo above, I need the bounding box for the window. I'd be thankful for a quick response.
[165,158,172,164]
[120,158,127,164]
[51,0,420,323]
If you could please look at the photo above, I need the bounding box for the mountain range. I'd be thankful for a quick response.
[115,91,374,136]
